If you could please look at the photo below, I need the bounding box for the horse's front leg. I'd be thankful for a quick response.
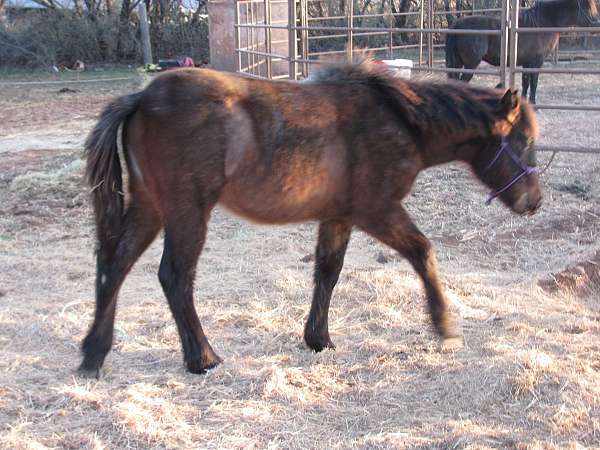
[357,207,461,344]
[304,220,352,352]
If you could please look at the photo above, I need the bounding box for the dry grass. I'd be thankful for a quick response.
[1,69,600,449]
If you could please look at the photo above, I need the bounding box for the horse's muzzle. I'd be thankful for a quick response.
[513,191,543,216]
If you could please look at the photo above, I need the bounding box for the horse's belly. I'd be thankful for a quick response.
[218,146,349,224]
[219,188,329,224]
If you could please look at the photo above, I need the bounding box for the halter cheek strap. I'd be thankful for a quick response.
[484,137,539,205]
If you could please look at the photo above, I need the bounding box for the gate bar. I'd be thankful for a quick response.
[288,0,297,79]
[508,0,519,89]
[499,0,509,87]
[347,0,354,62]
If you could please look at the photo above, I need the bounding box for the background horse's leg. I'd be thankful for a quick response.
[523,58,543,104]
[459,62,479,82]
[527,69,541,105]
[522,72,530,102]
[158,202,221,374]
[304,220,352,352]
[80,193,161,378]
[357,207,460,343]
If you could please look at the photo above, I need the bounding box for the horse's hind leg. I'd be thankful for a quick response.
[357,206,461,344]
[304,220,352,352]
[79,192,161,378]
[158,202,221,374]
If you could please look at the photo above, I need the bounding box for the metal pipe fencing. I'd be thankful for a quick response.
[234,0,600,155]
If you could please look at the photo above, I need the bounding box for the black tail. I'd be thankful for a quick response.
[445,34,461,80]
[84,93,142,250]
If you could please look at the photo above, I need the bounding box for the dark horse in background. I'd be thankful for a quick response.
[446,0,599,103]
[80,62,542,377]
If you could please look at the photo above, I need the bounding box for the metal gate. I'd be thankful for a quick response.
[235,0,600,155]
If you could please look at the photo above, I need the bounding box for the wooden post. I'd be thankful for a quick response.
[208,0,239,72]
[138,2,153,65]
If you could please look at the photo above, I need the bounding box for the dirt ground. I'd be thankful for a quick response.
[0,68,599,449]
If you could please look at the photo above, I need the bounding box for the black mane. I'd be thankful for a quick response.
[308,62,505,139]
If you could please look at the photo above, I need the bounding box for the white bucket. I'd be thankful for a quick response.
[380,59,413,79]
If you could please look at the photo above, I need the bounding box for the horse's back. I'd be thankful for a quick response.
[448,16,502,66]
[450,16,499,30]
[216,79,354,223]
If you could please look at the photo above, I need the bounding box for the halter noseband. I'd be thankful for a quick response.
[484,137,539,205]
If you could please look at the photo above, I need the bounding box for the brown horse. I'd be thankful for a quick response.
[80,62,542,377]
[446,0,599,103]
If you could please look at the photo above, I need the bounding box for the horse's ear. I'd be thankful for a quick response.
[500,89,520,120]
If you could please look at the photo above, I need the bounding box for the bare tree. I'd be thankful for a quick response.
[390,0,414,44]
[30,0,63,9]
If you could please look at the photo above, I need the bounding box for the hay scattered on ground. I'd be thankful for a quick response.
[1,69,599,449]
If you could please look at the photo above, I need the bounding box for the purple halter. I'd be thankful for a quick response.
[484,137,539,205]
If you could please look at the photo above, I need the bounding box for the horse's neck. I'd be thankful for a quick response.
[418,105,496,166]
[382,81,498,167]
[520,6,546,27]
[522,0,574,26]
[420,135,486,168]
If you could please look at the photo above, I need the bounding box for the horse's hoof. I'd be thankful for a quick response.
[305,335,336,353]
[440,336,464,352]
[77,365,101,379]
[186,352,223,374]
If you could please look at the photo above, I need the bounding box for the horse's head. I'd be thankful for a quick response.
[471,90,542,216]
[573,0,599,26]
